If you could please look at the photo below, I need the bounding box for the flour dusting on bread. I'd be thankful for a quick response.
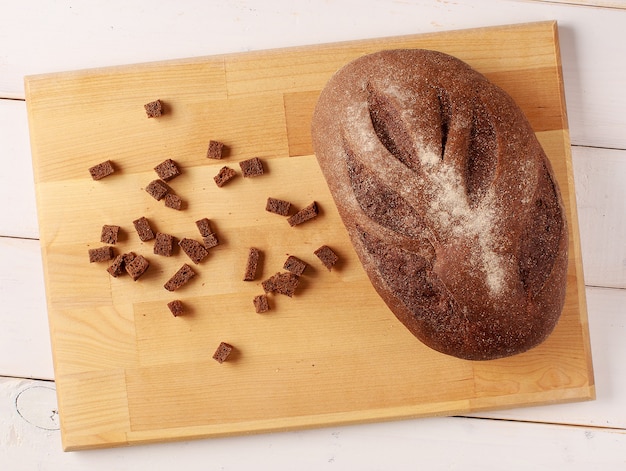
[312,49,568,360]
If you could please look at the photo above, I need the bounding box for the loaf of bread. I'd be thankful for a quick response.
[311,49,568,360]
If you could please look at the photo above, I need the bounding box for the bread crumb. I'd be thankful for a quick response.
[239,157,264,177]
[88,246,115,263]
[314,245,338,271]
[207,140,224,159]
[243,247,261,281]
[214,166,237,187]
[253,295,270,313]
[212,342,234,363]
[100,225,120,244]
[88,160,115,180]
[144,99,163,118]
[167,300,184,317]
[266,197,291,216]
[154,159,180,181]
[287,202,319,226]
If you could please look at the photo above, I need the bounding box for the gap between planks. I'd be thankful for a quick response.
[525,0,626,10]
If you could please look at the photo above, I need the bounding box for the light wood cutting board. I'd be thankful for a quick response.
[25,21,594,451]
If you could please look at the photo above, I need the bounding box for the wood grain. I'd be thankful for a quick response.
[25,21,594,450]
[3,371,625,471]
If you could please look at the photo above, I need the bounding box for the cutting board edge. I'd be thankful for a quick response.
[22,20,558,89]
[25,19,593,451]
[60,381,595,452]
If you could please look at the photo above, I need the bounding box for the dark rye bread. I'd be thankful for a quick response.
[144,99,162,118]
[243,247,261,281]
[202,233,219,249]
[266,197,291,216]
[283,255,307,276]
[133,217,155,242]
[146,179,170,200]
[179,238,209,264]
[164,193,183,210]
[212,342,234,363]
[167,300,184,317]
[262,272,300,297]
[195,218,214,237]
[154,159,180,181]
[239,157,264,177]
[89,160,115,180]
[207,140,224,159]
[125,254,149,281]
[314,245,338,271]
[253,294,270,313]
[195,218,220,248]
[123,252,137,265]
[287,202,318,226]
[311,49,568,360]
[154,232,175,256]
[107,254,125,277]
[100,225,120,244]
[164,264,196,291]
[88,246,115,263]
[214,166,237,187]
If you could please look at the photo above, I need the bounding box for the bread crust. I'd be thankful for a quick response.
[311,49,568,360]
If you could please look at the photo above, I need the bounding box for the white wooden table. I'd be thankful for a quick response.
[1,0,625,468]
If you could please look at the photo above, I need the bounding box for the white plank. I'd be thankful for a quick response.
[472,286,626,428]
[572,146,626,288]
[0,99,39,239]
[0,0,625,149]
[529,0,626,8]
[2,376,626,470]
[0,237,53,380]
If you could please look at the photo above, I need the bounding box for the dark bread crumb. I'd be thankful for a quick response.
[179,238,209,264]
[265,197,291,216]
[287,201,319,226]
[89,246,115,263]
[107,254,125,277]
[243,247,261,281]
[261,273,279,293]
[154,159,180,181]
[214,166,237,187]
[283,255,307,276]
[132,217,155,242]
[164,263,196,291]
[125,254,150,281]
[314,245,338,270]
[123,252,137,265]
[89,160,115,180]
[203,233,220,249]
[239,157,264,177]
[261,272,300,297]
[167,300,184,317]
[100,225,120,244]
[164,193,183,210]
[207,140,224,159]
[212,342,234,363]
[154,233,176,257]
[146,179,171,201]
[196,219,219,248]
[253,295,270,313]
[195,218,214,237]
[144,99,163,118]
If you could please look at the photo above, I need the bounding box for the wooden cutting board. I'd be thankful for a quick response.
[25,21,594,451]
